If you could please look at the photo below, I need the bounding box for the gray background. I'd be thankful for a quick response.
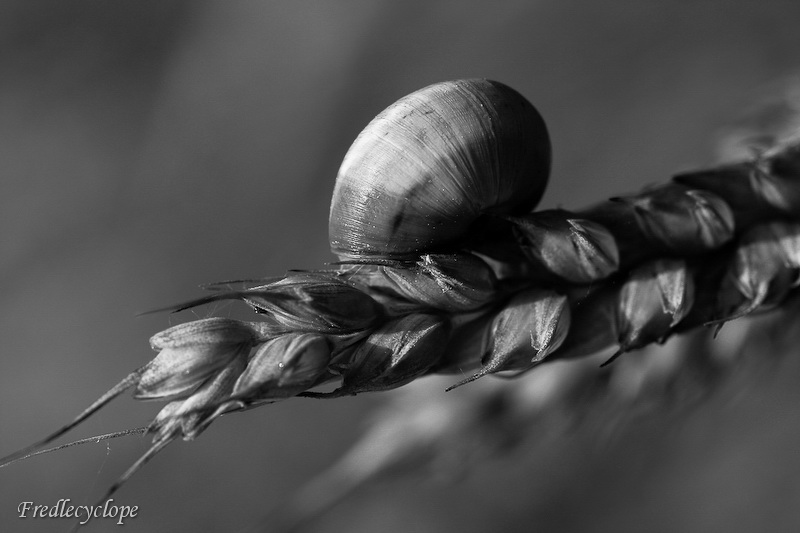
[2,1,800,532]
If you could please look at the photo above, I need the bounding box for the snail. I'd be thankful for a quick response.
[329,79,552,260]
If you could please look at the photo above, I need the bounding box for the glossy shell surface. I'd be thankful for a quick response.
[329,79,551,259]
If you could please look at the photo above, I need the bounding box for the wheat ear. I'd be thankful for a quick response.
[2,118,799,505]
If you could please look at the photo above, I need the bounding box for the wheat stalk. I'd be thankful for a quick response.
[2,93,800,519]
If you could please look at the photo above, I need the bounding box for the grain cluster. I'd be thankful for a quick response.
[3,108,799,507]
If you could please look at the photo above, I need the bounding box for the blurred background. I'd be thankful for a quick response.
[2,1,800,531]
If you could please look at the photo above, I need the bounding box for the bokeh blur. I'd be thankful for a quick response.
[2,1,800,532]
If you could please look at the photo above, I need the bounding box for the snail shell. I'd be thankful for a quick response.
[329,79,551,260]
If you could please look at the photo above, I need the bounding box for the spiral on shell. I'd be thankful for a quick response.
[329,79,552,260]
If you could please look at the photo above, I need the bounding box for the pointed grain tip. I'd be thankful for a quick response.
[600,350,624,367]
[445,370,487,392]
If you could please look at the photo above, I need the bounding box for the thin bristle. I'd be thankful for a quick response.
[0,427,147,469]
[97,435,175,504]
[198,275,285,291]
[0,369,142,468]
